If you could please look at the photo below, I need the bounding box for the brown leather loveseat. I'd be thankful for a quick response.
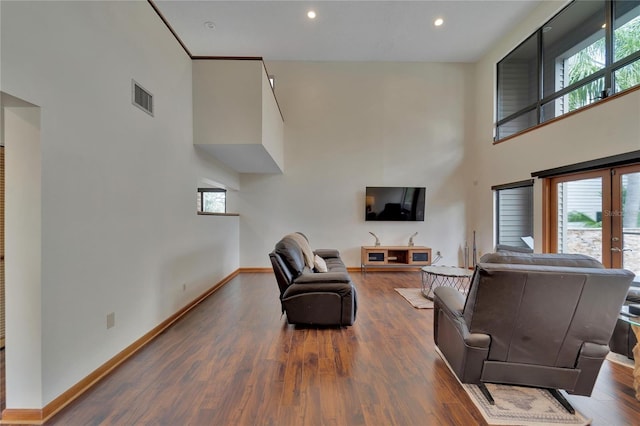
[433,252,634,411]
[269,233,357,326]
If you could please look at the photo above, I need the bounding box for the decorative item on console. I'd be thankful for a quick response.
[368,231,381,246]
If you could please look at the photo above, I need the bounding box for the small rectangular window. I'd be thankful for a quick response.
[197,188,226,213]
[496,109,537,140]
[614,58,640,92]
[542,1,605,99]
[541,76,605,121]
[614,1,640,62]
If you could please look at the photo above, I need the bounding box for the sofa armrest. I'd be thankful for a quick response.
[627,285,640,304]
[434,286,490,349]
[580,341,610,359]
[572,341,611,396]
[465,330,491,348]
[434,286,465,318]
[284,281,354,298]
[294,271,351,284]
[314,249,340,259]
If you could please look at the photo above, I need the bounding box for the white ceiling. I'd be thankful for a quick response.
[153,0,543,62]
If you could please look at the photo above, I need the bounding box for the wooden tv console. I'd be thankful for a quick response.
[360,246,432,274]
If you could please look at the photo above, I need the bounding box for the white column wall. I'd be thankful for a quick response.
[1,1,239,407]
[192,60,262,146]
[4,105,42,408]
[261,69,285,171]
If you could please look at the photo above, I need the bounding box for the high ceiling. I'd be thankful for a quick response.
[153,0,543,62]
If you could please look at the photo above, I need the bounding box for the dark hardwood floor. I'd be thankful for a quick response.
[13,271,638,425]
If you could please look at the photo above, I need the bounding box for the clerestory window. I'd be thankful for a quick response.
[496,0,640,141]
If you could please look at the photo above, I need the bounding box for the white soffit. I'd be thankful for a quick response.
[196,144,283,174]
[153,0,542,62]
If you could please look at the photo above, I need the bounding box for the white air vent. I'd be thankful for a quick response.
[132,79,153,116]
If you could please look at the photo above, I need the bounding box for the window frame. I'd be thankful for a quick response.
[496,0,640,142]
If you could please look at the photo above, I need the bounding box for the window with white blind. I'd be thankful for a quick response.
[497,33,539,139]
[494,180,534,248]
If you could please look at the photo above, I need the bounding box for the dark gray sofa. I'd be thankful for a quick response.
[433,251,634,410]
[269,233,357,326]
[609,282,640,359]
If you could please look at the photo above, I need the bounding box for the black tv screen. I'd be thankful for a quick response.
[365,187,425,221]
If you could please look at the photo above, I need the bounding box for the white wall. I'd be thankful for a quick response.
[1,1,239,407]
[261,68,285,171]
[471,0,640,255]
[192,59,284,174]
[240,61,474,268]
[193,60,262,146]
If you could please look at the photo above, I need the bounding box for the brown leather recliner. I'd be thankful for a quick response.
[269,233,357,326]
[434,252,634,411]
[609,284,640,359]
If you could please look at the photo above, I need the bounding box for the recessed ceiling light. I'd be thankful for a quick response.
[307,10,317,19]
[434,18,444,27]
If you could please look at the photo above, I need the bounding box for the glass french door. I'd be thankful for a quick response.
[612,165,640,275]
[547,164,640,275]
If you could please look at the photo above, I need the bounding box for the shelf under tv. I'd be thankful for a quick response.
[360,246,432,275]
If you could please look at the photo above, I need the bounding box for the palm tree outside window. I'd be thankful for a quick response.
[496,0,640,141]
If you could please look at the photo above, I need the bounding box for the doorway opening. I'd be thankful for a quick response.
[1,92,43,418]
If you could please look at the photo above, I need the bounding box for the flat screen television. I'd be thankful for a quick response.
[365,186,425,221]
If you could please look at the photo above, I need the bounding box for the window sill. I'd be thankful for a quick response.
[494,84,640,145]
[197,212,239,216]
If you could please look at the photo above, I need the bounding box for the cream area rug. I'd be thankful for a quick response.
[606,351,635,369]
[394,288,433,309]
[435,347,591,426]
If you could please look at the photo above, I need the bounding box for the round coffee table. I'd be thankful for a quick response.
[421,266,473,300]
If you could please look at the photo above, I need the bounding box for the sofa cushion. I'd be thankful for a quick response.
[275,237,306,277]
[324,257,347,273]
[314,248,341,259]
[314,254,328,273]
[480,252,604,269]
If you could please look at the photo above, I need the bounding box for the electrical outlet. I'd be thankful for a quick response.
[436,251,441,256]
[106,312,115,329]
